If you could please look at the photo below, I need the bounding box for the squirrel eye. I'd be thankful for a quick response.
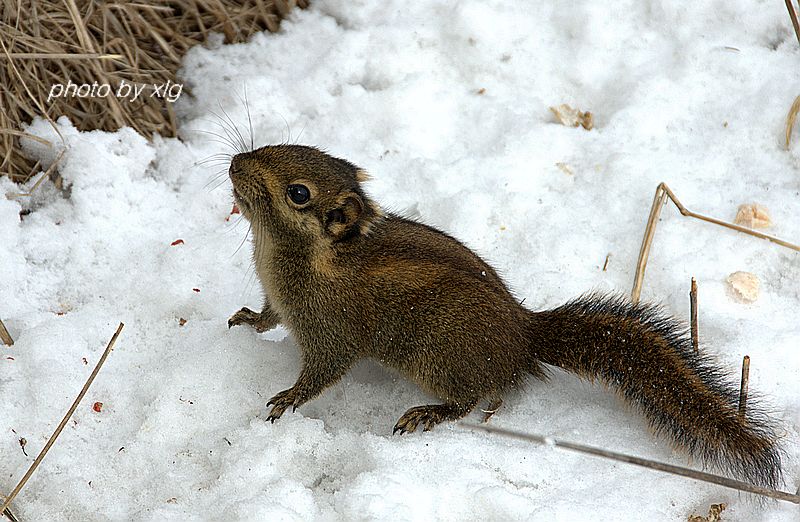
[287,184,310,205]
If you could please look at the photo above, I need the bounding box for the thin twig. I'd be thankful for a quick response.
[0,319,13,346]
[462,423,800,504]
[0,323,124,514]
[0,130,52,147]
[0,53,122,60]
[690,278,698,354]
[631,184,668,301]
[602,253,611,272]
[786,0,800,46]
[480,398,503,423]
[660,183,800,251]
[739,355,750,416]
[631,182,800,302]
[2,506,19,522]
[786,95,800,150]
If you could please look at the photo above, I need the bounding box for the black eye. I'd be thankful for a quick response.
[287,184,310,205]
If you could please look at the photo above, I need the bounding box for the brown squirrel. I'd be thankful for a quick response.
[226,144,783,489]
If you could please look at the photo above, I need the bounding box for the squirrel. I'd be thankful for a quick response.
[226,144,783,490]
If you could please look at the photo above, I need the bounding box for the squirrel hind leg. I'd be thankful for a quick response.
[393,401,477,435]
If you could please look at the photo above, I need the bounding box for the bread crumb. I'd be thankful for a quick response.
[734,204,771,229]
[688,502,726,522]
[726,271,759,303]
[555,162,573,175]
[549,104,593,130]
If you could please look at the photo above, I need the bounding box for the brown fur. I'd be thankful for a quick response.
[226,145,783,489]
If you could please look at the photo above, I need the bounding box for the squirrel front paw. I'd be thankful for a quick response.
[266,387,300,423]
[227,307,279,332]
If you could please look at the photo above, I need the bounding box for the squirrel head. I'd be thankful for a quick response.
[229,145,380,243]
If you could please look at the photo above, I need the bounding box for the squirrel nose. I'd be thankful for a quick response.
[229,158,243,180]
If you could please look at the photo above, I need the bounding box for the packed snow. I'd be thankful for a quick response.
[2,1,800,520]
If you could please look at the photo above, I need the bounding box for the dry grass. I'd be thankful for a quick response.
[1,0,308,183]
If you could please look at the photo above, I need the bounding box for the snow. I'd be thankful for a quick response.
[2,0,800,520]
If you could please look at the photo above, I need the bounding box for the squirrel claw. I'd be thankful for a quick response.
[228,307,258,329]
[228,307,278,332]
[266,387,300,422]
[392,410,425,435]
[394,403,470,435]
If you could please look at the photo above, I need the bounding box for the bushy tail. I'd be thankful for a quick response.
[528,293,783,489]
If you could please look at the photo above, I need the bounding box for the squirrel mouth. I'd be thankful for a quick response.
[231,187,250,213]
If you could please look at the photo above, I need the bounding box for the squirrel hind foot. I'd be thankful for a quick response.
[393,402,476,435]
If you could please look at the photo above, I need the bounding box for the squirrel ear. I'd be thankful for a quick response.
[325,194,364,240]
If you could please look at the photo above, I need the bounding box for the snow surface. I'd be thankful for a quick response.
[2,0,800,520]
